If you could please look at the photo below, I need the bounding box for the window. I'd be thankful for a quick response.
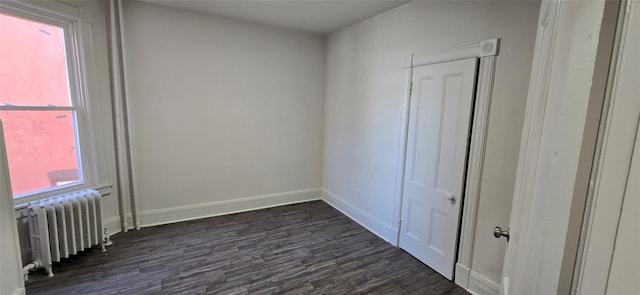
[0,3,96,201]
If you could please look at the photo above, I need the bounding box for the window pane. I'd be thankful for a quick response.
[0,13,72,107]
[0,110,82,196]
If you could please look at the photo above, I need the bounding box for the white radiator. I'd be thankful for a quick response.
[27,189,104,277]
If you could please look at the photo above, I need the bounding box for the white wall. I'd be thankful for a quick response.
[322,0,539,287]
[122,2,326,224]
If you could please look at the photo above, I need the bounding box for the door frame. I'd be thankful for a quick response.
[499,0,624,293]
[393,38,500,288]
[573,0,639,293]
[499,2,562,293]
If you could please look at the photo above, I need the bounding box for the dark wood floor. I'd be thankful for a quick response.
[26,201,469,295]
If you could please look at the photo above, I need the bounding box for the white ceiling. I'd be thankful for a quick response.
[138,0,411,34]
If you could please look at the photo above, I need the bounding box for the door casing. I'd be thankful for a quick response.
[394,38,500,288]
[499,0,624,293]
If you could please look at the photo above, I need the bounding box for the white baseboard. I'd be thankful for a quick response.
[321,188,397,244]
[13,286,25,295]
[468,270,500,295]
[138,188,321,227]
[455,263,471,288]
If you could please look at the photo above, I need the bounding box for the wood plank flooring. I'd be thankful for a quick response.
[26,201,469,295]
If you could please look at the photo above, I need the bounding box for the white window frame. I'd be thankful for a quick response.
[1,0,101,205]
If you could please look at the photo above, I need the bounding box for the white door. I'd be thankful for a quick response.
[399,58,477,280]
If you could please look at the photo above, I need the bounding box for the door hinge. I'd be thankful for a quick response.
[408,82,413,95]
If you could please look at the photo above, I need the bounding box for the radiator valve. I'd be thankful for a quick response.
[22,260,42,281]
[103,228,113,250]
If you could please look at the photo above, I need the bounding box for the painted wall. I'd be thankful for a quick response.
[122,2,325,222]
[322,0,539,286]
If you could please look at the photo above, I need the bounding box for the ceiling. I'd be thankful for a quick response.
[138,0,411,34]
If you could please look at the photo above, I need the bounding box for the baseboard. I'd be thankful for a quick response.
[455,263,471,288]
[13,286,25,295]
[321,188,397,244]
[468,270,500,295]
[138,188,321,227]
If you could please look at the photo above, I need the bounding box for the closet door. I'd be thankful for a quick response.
[399,58,477,280]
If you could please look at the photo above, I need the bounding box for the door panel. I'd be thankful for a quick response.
[399,58,477,280]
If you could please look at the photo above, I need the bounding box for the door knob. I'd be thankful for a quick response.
[493,226,510,241]
[447,194,456,205]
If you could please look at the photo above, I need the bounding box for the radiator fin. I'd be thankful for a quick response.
[28,189,104,277]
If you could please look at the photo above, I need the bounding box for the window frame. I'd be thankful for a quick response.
[1,1,100,205]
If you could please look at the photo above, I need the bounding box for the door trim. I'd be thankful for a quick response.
[403,39,499,68]
[574,1,639,293]
[393,38,500,289]
[499,2,561,292]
